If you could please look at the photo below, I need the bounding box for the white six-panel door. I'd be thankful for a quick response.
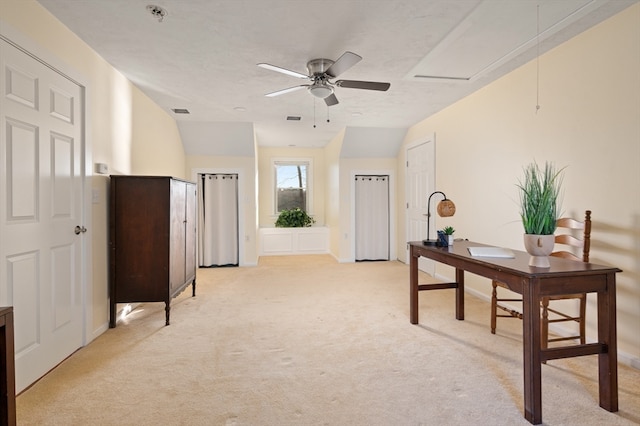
[406,139,435,274]
[0,39,84,392]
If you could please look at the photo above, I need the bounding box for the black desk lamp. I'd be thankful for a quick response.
[423,191,456,246]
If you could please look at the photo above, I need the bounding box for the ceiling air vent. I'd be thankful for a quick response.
[286,116,301,121]
[414,75,470,81]
[171,108,190,114]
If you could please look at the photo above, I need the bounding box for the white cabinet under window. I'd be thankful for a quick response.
[259,227,329,256]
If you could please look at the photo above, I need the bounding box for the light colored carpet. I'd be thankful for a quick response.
[16,255,640,425]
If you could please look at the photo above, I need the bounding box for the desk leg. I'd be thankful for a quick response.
[455,268,464,320]
[410,247,418,324]
[598,272,618,412]
[522,278,543,425]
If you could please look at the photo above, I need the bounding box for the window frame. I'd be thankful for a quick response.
[272,158,313,215]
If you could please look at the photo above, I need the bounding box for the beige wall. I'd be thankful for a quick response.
[257,146,326,227]
[186,155,258,265]
[2,1,187,338]
[397,3,640,364]
[324,131,344,257]
[132,89,188,178]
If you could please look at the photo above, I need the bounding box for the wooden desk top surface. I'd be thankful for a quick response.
[409,240,622,277]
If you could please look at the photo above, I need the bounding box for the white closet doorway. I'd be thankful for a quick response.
[355,175,390,261]
[198,174,239,267]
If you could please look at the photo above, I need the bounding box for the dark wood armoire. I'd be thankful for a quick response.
[109,176,197,327]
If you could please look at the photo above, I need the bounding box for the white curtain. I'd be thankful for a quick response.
[198,174,238,266]
[355,175,389,261]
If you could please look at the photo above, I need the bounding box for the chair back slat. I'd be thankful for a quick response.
[553,210,591,262]
[554,234,582,248]
[556,217,584,230]
[550,250,582,261]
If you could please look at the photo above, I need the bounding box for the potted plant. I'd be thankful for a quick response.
[442,226,455,246]
[517,161,565,267]
[275,208,315,228]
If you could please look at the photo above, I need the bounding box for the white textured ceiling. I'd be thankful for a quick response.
[36,0,636,155]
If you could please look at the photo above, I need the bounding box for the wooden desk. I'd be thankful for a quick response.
[0,307,16,426]
[409,241,621,425]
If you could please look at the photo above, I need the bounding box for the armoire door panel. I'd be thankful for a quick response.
[184,183,197,281]
[170,179,186,295]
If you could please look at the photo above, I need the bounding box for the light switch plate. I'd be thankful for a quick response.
[95,163,109,174]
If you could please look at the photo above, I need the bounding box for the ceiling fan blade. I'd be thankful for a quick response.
[335,80,390,91]
[258,63,309,79]
[324,93,339,106]
[265,85,309,97]
[325,51,362,78]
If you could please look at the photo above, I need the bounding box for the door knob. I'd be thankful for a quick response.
[74,225,87,235]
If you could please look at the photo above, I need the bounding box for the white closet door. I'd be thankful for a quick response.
[1,39,84,392]
[199,174,238,266]
[406,140,435,274]
[355,175,389,261]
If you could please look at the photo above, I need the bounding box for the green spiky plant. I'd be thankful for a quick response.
[275,208,315,228]
[442,226,455,235]
[517,161,565,235]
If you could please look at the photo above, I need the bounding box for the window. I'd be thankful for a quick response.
[274,160,311,213]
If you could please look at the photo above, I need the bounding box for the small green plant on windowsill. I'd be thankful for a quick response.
[275,208,315,228]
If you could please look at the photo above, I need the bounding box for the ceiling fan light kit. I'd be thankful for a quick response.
[308,84,333,99]
[258,51,390,106]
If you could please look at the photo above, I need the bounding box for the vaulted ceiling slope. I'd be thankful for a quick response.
[38,0,636,156]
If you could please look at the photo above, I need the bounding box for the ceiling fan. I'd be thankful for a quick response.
[258,51,390,106]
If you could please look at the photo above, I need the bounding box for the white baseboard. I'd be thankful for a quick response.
[90,323,109,343]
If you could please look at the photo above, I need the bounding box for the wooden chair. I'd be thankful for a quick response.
[490,210,592,349]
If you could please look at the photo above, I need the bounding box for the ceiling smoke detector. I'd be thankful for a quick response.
[146,5,167,22]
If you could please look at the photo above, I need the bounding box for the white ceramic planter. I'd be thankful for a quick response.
[523,234,555,268]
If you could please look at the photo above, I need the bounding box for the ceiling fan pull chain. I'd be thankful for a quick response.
[313,98,317,128]
[327,106,330,123]
[535,4,541,114]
